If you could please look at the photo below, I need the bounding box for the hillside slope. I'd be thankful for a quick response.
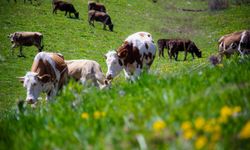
[0,0,250,149]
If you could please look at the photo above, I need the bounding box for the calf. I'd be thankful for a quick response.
[168,39,202,61]
[157,39,170,57]
[19,52,68,104]
[8,32,43,57]
[65,60,110,89]
[53,1,79,19]
[88,10,114,31]
[88,1,106,13]
[105,32,156,81]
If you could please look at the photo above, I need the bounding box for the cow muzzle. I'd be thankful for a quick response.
[26,98,36,104]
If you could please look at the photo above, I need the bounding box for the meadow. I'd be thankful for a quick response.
[0,0,250,149]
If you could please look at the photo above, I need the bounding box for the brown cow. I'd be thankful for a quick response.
[19,52,68,104]
[88,1,106,13]
[168,39,202,61]
[88,10,114,31]
[53,1,79,19]
[157,39,170,57]
[8,32,43,57]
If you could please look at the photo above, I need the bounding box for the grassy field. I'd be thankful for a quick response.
[0,0,250,149]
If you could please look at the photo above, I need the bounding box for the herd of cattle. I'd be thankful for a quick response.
[7,1,250,105]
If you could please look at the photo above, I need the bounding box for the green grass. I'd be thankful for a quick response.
[0,0,250,149]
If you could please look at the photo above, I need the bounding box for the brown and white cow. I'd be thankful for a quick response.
[19,52,68,104]
[105,32,156,81]
[8,32,43,57]
[168,39,202,61]
[88,1,106,13]
[88,10,114,31]
[218,30,250,58]
[65,60,110,89]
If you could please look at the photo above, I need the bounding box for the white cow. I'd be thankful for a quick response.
[105,31,156,81]
[65,60,110,89]
[19,52,68,104]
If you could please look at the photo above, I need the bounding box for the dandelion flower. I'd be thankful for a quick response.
[81,112,89,119]
[239,121,250,139]
[183,128,195,140]
[181,121,192,131]
[153,120,166,132]
[195,136,207,149]
[94,111,102,119]
[204,124,213,133]
[233,106,241,114]
[101,111,106,117]
[220,106,233,118]
[195,117,205,130]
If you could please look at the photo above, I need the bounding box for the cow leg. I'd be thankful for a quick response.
[175,52,178,61]
[18,46,25,57]
[103,24,107,30]
[80,77,87,85]
[11,44,17,56]
[184,51,188,61]
[191,52,195,59]
[65,11,68,16]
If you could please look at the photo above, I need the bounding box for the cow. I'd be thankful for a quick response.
[19,52,68,104]
[217,30,250,61]
[88,10,114,31]
[157,39,170,57]
[8,32,43,57]
[168,39,202,61]
[88,1,106,13]
[65,60,110,89]
[53,1,79,19]
[105,32,156,82]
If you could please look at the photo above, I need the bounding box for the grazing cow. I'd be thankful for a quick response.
[19,52,68,104]
[168,39,202,61]
[8,32,43,57]
[105,32,156,81]
[65,60,110,89]
[157,39,170,57]
[88,10,114,31]
[219,30,250,57]
[88,1,106,13]
[53,1,79,19]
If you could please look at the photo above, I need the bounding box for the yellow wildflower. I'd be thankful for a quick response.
[195,136,208,149]
[81,112,89,119]
[218,116,228,124]
[195,117,205,130]
[220,106,233,118]
[183,128,195,140]
[181,121,192,131]
[239,121,250,139]
[204,123,213,133]
[101,111,106,117]
[153,120,166,132]
[232,106,241,114]
[94,111,102,119]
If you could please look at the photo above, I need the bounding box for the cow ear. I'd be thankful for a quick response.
[38,74,51,83]
[17,77,24,83]
[103,54,107,59]
[117,49,128,58]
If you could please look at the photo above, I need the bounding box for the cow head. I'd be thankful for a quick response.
[108,24,114,32]
[190,42,202,58]
[105,51,123,80]
[8,32,21,44]
[74,12,79,19]
[21,72,52,104]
